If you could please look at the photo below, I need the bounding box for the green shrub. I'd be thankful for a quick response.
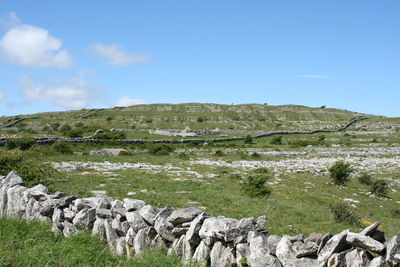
[6,137,36,150]
[93,131,126,140]
[178,152,189,160]
[250,152,261,158]
[289,139,313,148]
[50,122,60,130]
[241,173,272,198]
[60,124,71,132]
[318,135,326,142]
[64,128,84,138]
[329,161,353,185]
[358,173,373,185]
[147,144,174,155]
[52,142,73,154]
[215,150,225,157]
[270,136,282,145]
[244,135,253,144]
[329,203,361,227]
[197,116,205,122]
[0,150,57,186]
[371,180,388,197]
[390,209,400,218]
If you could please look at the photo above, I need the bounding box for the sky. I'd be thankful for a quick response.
[0,1,399,117]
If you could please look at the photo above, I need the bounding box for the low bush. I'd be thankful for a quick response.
[270,135,282,145]
[52,142,73,154]
[390,209,400,218]
[244,135,253,144]
[0,150,57,186]
[371,180,388,197]
[147,143,174,155]
[93,131,126,140]
[215,150,225,157]
[178,152,189,160]
[358,173,373,185]
[329,161,353,185]
[6,137,36,150]
[329,203,361,227]
[241,173,272,198]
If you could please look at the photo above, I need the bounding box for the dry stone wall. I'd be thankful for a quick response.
[0,117,369,147]
[1,170,399,266]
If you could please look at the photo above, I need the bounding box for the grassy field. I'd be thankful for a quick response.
[0,103,399,265]
[0,218,190,267]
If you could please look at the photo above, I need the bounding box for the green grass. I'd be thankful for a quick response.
[0,218,189,267]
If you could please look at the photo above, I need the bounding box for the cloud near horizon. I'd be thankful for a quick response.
[297,74,333,79]
[115,95,147,107]
[19,75,101,109]
[92,43,150,66]
[0,91,4,100]
[0,12,72,68]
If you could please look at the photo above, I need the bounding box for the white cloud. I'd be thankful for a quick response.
[0,91,4,100]
[0,12,21,29]
[297,74,333,79]
[0,13,72,67]
[92,43,150,66]
[116,95,147,107]
[19,75,99,109]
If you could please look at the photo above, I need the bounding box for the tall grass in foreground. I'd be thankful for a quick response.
[0,218,188,267]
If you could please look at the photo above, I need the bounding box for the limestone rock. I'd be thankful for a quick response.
[92,218,106,239]
[182,236,193,264]
[198,216,238,245]
[186,212,209,245]
[123,198,145,211]
[305,232,323,245]
[134,227,157,254]
[154,215,174,241]
[192,240,210,266]
[210,241,224,267]
[219,247,236,267]
[368,256,388,267]
[63,208,76,221]
[318,230,349,266]
[318,232,333,254]
[115,237,126,256]
[72,208,96,229]
[6,185,27,218]
[386,236,400,265]
[104,218,118,254]
[360,222,380,236]
[151,234,168,250]
[294,241,318,258]
[346,232,385,253]
[276,236,317,267]
[168,235,185,256]
[267,235,282,255]
[125,227,137,247]
[167,207,202,226]
[62,221,77,237]
[236,243,250,267]
[52,208,64,224]
[96,208,112,218]
[126,211,148,232]
[345,249,369,267]
[139,205,159,225]
[327,250,349,267]
[2,171,24,188]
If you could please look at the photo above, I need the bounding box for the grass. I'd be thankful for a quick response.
[0,218,188,267]
[0,103,399,265]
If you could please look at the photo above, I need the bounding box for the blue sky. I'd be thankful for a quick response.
[0,1,399,116]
